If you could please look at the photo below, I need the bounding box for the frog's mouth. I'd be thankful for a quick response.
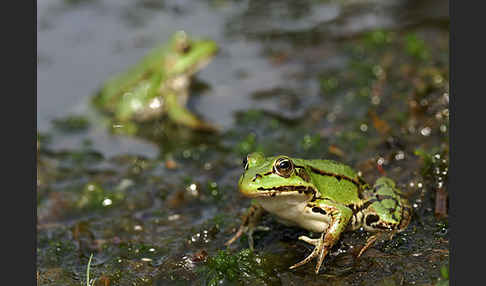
[251,185,318,199]
[186,52,217,77]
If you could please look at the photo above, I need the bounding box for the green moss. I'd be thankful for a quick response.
[52,115,91,133]
[404,33,430,61]
[364,30,395,48]
[200,249,277,286]
[235,109,265,125]
[77,182,125,210]
[435,263,449,286]
[320,77,340,94]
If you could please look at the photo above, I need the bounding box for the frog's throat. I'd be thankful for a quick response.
[184,54,216,77]
[190,57,213,75]
[245,185,318,200]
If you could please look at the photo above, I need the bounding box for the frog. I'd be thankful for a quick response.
[225,152,412,274]
[92,30,219,132]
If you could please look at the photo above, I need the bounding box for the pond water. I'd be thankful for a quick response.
[37,0,449,285]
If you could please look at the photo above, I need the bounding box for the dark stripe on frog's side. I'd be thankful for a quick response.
[307,166,361,187]
[300,165,365,199]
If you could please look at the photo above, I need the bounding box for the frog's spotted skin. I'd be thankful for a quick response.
[226,152,412,274]
[93,31,219,131]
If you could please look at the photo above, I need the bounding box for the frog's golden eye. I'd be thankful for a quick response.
[274,157,294,178]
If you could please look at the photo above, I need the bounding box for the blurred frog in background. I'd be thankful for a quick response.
[93,31,219,133]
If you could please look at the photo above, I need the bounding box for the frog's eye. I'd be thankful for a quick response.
[174,32,191,54]
[181,43,191,54]
[274,157,294,177]
[242,157,248,170]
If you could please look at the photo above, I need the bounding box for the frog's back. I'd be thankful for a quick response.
[95,44,171,107]
[295,158,362,204]
[305,159,358,178]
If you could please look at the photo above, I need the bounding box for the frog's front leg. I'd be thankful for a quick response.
[225,202,269,250]
[290,199,352,274]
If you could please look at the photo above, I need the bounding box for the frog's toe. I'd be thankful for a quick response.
[315,246,329,274]
[225,226,247,247]
[289,233,325,272]
[289,247,320,270]
[357,234,378,258]
[297,235,322,246]
[225,226,268,251]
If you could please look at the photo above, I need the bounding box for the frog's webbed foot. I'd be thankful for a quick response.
[225,204,266,250]
[357,231,397,258]
[289,233,328,274]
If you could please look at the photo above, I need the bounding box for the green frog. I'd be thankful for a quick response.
[226,152,412,274]
[92,31,219,131]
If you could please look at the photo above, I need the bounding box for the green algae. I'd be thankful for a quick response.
[52,115,91,133]
[199,249,279,286]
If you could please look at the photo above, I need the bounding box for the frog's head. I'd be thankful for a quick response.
[361,177,412,232]
[238,152,317,199]
[165,30,218,77]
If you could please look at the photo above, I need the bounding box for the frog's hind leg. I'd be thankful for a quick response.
[357,234,378,258]
[357,231,397,258]
[290,199,353,274]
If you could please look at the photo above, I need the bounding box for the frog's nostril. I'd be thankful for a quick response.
[252,174,262,182]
